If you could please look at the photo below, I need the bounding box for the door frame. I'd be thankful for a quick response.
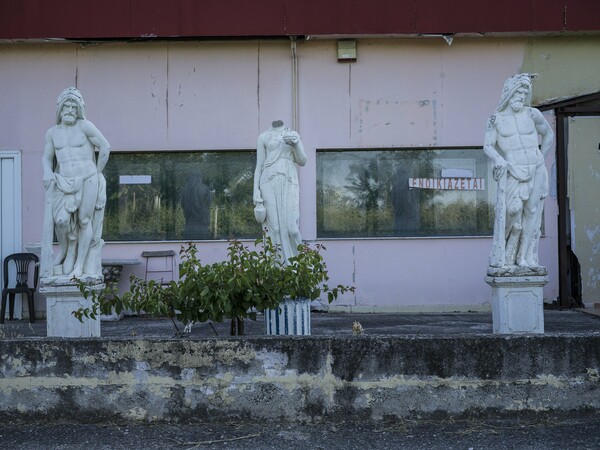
[540,92,600,308]
[0,150,23,318]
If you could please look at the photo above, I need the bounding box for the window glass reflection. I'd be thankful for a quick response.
[103,151,260,241]
[317,148,495,238]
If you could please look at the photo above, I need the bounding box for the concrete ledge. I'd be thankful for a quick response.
[1,334,600,423]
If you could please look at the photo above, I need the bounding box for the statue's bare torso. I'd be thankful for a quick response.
[50,121,98,178]
[495,108,544,167]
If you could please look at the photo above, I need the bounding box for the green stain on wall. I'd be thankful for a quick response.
[520,36,600,104]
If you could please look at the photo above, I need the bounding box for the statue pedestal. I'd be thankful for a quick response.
[265,298,311,336]
[485,274,548,334]
[40,281,103,337]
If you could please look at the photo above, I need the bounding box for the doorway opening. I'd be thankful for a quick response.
[540,93,600,308]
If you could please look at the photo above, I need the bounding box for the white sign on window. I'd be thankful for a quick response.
[119,175,152,185]
[408,177,485,191]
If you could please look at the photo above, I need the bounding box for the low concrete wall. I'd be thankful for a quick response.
[1,335,600,423]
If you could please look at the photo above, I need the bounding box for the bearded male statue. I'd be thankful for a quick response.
[484,74,554,275]
[41,87,111,280]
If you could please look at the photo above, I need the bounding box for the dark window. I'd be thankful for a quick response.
[103,151,260,241]
[317,148,495,238]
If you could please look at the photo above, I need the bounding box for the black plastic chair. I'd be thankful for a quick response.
[1,253,39,324]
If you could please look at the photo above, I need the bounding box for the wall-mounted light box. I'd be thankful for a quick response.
[337,40,357,62]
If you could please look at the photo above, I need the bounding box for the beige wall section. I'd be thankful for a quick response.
[568,117,600,303]
[520,36,600,103]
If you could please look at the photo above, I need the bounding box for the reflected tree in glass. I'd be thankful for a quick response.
[317,148,494,238]
[103,151,261,241]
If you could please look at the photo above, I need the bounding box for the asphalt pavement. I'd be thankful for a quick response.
[2,309,600,338]
[2,416,600,449]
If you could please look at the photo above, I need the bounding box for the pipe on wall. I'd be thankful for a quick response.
[291,37,299,131]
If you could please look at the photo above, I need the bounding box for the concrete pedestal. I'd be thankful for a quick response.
[40,282,103,337]
[485,275,548,334]
[265,298,311,335]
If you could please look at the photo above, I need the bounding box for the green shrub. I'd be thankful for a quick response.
[74,235,353,335]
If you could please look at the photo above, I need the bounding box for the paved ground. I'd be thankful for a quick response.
[2,309,600,338]
[2,416,600,449]
[3,310,600,448]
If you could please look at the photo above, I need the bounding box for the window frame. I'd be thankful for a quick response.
[315,146,496,240]
[101,149,261,243]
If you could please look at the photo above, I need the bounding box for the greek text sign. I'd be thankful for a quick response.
[408,177,485,190]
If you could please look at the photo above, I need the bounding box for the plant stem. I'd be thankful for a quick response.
[169,315,181,334]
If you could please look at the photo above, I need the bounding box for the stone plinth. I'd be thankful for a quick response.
[485,274,548,334]
[40,282,103,337]
[265,298,311,335]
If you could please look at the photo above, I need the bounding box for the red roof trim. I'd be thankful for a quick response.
[1,0,599,40]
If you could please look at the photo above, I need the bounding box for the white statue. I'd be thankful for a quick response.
[41,87,111,280]
[253,120,307,261]
[484,74,554,275]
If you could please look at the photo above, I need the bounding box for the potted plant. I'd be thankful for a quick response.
[74,235,353,336]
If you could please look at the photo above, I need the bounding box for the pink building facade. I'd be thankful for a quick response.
[1,1,599,317]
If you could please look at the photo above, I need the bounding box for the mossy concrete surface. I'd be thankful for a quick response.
[1,332,600,423]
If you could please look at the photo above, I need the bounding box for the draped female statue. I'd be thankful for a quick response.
[253,120,307,261]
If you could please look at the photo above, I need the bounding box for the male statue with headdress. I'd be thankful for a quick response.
[484,74,554,274]
[41,87,111,280]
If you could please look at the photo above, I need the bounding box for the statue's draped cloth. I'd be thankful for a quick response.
[259,133,301,262]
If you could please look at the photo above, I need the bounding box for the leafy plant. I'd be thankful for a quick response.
[73,234,354,336]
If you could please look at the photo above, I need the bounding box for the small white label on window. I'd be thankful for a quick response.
[119,175,152,185]
[408,178,485,190]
